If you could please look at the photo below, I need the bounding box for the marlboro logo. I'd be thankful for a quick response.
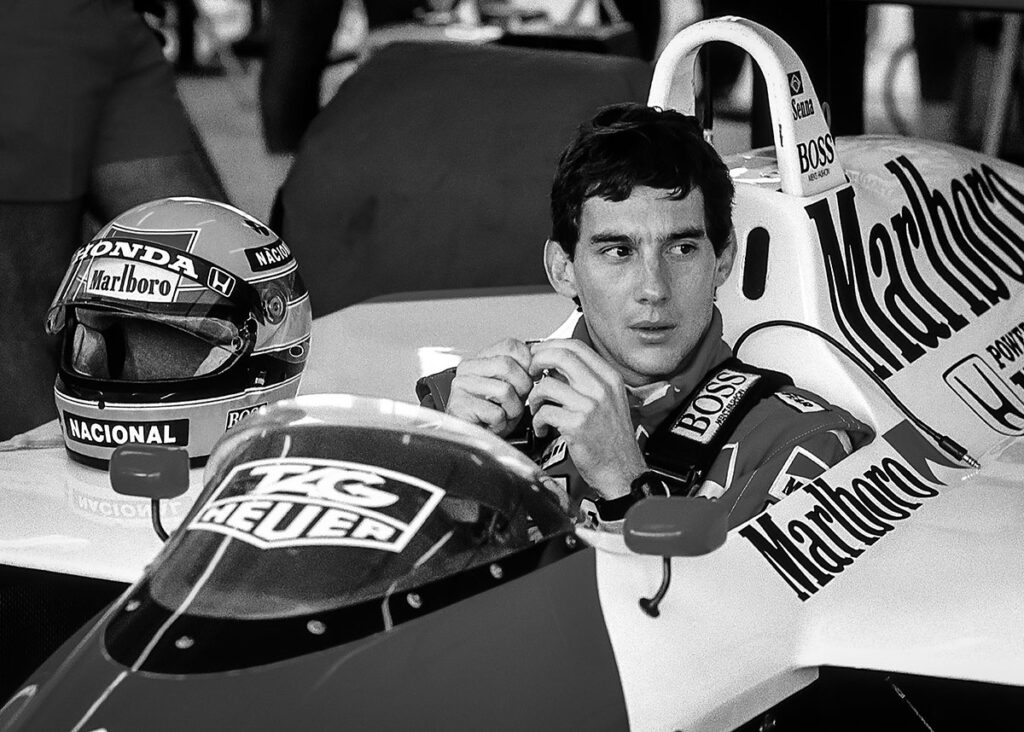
[805,160,1024,381]
[86,261,176,302]
[739,422,963,601]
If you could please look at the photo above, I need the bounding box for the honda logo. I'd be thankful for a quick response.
[207,267,236,297]
[944,354,1024,435]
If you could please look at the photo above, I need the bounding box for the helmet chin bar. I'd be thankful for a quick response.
[54,369,304,470]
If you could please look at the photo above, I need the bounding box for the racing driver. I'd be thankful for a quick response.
[417,103,874,529]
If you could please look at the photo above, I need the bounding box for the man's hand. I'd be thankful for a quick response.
[528,340,646,500]
[446,338,534,437]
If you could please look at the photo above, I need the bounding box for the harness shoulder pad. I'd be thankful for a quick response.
[642,358,793,494]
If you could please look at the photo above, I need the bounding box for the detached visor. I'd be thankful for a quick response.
[46,239,263,383]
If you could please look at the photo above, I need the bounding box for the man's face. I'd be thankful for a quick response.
[546,185,734,387]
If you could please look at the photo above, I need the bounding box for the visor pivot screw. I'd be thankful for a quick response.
[125,599,141,612]
[489,563,504,580]
[306,620,326,636]
[565,534,578,550]
[175,636,195,650]
[265,293,287,324]
[406,593,423,610]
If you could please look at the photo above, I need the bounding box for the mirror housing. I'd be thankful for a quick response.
[109,444,189,500]
[623,496,728,557]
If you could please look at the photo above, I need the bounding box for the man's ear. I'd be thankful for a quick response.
[713,230,737,288]
[544,239,578,300]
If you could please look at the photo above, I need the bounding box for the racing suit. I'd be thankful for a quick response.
[416,309,875,529]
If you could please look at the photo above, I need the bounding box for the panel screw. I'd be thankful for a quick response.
[307,620,326,635]
[125,600,140,612]
[407,593,423,609]
[489,563,504,579]
[175,636,194,650]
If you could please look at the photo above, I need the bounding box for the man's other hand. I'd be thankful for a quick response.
[447,338,533,437]
[528,339,645,500]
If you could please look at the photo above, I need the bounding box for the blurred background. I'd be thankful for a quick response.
[2,0,1023,441]
[169,0,1024,218]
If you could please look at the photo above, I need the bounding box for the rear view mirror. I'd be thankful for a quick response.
[623,497,728,618]
[623,496,727,558]
[110,445,189,500]
[110,445,189,542]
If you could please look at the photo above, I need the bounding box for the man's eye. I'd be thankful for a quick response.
[668,242,698,256]
[601,246,632,259]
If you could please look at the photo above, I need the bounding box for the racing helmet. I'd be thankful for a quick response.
[46,197,312,468]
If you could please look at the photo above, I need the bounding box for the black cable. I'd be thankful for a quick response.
[151,498,170,542]
[885,675,937,732]
[733,319,980,469]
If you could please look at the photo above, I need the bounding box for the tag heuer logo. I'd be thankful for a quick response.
[788,71,804,96]
[189,458,445,552]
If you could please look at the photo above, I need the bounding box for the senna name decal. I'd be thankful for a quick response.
[788,69,815,122]
[807,159,1024,380]
[189,458,445,551]
[740,422,963,601]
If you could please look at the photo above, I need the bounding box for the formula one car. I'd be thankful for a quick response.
[3,16,1024,731]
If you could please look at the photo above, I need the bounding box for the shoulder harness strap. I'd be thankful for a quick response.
[642,357,793,495]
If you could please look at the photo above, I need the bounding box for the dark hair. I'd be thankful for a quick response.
[550,103,734,258]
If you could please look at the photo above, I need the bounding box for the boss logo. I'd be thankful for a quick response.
[798,133,835,174]
[671,369,760,444]
[226,403,266,430]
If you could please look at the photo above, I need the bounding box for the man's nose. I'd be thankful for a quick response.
[637,255,669,302]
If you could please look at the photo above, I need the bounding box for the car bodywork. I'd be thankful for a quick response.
[1,16,1023,732]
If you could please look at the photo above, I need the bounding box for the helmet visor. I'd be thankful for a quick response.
[47,238,258,383]
[65,308,249,382]
[46,237,259,337]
